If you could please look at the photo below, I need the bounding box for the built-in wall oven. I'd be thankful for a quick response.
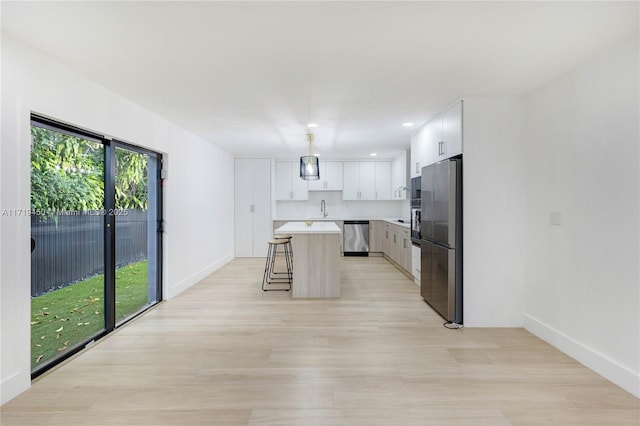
[410,176,421,246]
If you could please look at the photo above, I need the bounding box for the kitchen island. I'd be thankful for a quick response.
[274,221,342,298]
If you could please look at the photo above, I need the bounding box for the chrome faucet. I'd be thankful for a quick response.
[320,199,328,217]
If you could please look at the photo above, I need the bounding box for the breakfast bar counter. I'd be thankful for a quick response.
[275,221,342,298]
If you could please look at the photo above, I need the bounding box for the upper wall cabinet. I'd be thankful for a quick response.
[439,100,463,161]
[391,152,407,199]
[410,121,432,177]
[343,161,391,200]
[275,161,309,200]
[308,161,343,191]
[411,100,463,176]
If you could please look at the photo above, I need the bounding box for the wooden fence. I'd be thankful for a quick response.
[30,209,148,296]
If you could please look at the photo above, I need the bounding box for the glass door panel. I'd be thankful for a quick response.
[30,124,106,372]
[114,146,160,324]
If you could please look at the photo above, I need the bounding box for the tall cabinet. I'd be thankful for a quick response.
[235,158,271,257]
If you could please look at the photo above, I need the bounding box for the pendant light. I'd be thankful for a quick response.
[300,132,320,180]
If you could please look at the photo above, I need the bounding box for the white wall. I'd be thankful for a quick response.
[522,37,639,397]
[1,36,235,404]
[462,97,526,327]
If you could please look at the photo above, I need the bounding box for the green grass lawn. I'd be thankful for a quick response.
[31,260,149,370]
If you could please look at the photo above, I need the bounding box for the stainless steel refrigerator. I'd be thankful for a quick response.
[421,157,462,324]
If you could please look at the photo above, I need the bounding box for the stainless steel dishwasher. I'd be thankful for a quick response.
[343,220,369,256]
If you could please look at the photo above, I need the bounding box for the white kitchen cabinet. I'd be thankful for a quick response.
[442,100,463,159]
[429,101,463,164]
[235,158,271,257]
[275,161,309,200]
[375,162,391,200]
[411,121,433,177]
[342,162,359,199]
[411,100,463,174]
[359,162,376,199]
[391,152,407,199]
[308,161,343,191]
[343,161,390,200]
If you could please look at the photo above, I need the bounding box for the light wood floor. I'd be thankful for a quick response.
[2,257,638,425]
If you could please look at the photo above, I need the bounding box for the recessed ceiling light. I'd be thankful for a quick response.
[370,153,377,157]
[307,123,318,128]
[314,153,320,157]
[403,122,414,127]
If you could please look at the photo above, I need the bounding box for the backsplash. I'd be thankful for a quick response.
[276,191,409,219]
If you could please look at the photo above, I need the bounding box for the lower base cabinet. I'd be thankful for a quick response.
[382,222,411,274]
[369,220,384,253]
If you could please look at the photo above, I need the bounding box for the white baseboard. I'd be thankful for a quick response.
[524,313,639,398]
[166,252,234,299]
[1,370,29,405]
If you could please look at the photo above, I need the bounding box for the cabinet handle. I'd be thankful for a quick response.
[415,162,420,174]
[393,234,396,243]
[403,239,406,249]
[290,191,293,199]
[385,231,388,239]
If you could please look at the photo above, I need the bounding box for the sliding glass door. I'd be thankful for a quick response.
[30,124,107,371]
[30,116,162,375]
[114,145,161,325]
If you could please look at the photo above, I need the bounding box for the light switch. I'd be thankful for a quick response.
[549,212,562,226]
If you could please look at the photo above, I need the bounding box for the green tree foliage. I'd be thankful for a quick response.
[115,148,148,209]
[30,126,149,217]
[30,127,104,214]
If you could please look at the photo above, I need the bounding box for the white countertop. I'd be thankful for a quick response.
[275,221,342,234]
[274,217,410,229]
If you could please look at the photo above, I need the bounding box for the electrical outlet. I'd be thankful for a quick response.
[549,212,562,226]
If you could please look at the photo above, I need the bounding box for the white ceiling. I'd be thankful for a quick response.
[2,1,638,159]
